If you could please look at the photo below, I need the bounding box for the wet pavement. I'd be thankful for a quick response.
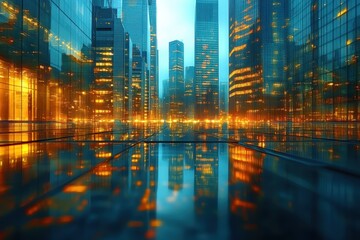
[0,122,359,239]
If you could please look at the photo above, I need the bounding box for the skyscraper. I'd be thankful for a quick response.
[288,0,360,121]
[169,40,185,120]
[122,0,151,120]
[92,6,130,122]
[131,45,147,120]
[195,0,219,120]
[162,79,170,119]
[185,66,195,119]
[229,0,288,121]
[149,0,159,120]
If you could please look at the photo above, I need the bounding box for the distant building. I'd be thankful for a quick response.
[122,0,152,120]
[131,45,147,120]
[149,0,160,120]
[92,6,130,122]
[162,79,170,119]
[288,0,360,121]
[169,40,185,120]
[195,0,219,120]
[185,66,195,119]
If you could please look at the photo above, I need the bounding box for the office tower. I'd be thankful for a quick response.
[122,0,151,120]
[92,6,129,122]
[229,0,288,121]
[288,0,360,121]
[149,0,159,120]
[162,79,170,119]
[185,66,195,119]
[131,45,147,120]
[195,0,219,120]
[169,40,185,120]
[0,0,92,122]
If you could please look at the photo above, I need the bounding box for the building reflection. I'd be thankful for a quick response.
[0,123,359,238]
[228,145,264,239]
[194,142,219,233]
[126,132,158,238]
[168,143,184,191]
[0,124,162,239]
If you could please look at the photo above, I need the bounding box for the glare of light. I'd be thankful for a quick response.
[63,185,87,193]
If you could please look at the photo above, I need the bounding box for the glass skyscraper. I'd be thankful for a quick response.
[185,66,195,119]
[92,5,131,122]
[288,0,360,121]
[195,0,219,120]
[122,0,151,120]
[0,0,92,122]
[229,0,360,122]
[169,40,185,120]
[149,0,159,120]
[229,0,288,121]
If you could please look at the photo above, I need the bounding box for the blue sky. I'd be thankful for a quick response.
[157,0,229,94]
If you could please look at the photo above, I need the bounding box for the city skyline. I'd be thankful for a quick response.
[0,1,359,240]
[157,0,229,98]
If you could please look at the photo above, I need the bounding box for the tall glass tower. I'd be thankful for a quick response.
[229,0,288,121]
[169,40,185,120]
[149,0,159,120]
[122,0,151,120]
[195,0,219,120]
[185,66,195,119]
[288,0,360,121]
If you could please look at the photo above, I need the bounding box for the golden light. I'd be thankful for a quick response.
[63,185,87,193]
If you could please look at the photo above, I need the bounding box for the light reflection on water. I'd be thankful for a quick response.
[0,122,359,239]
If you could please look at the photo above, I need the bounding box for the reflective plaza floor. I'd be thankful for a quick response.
[0,122,359,239]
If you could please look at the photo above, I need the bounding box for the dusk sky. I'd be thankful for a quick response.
[157,0,229,95]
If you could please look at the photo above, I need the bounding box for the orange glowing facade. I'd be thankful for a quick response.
[229,0,360,122]
[92,6,131,122]
[288,0,360,121]
[229,0,288,121]
[0,0,93,123]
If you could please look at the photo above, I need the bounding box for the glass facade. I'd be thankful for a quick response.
[185,66,195,119]
[288,0,360,121]
[169,40,184,120]
[131,45,146,121]
[122,0,151,120]
[229,0,360,122]
[0,0,92,122]
[229,0,288,121]
[149,0,159,120]
[195,0,219,120]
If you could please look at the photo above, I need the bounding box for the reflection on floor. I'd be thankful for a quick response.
[0,122,359,239]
